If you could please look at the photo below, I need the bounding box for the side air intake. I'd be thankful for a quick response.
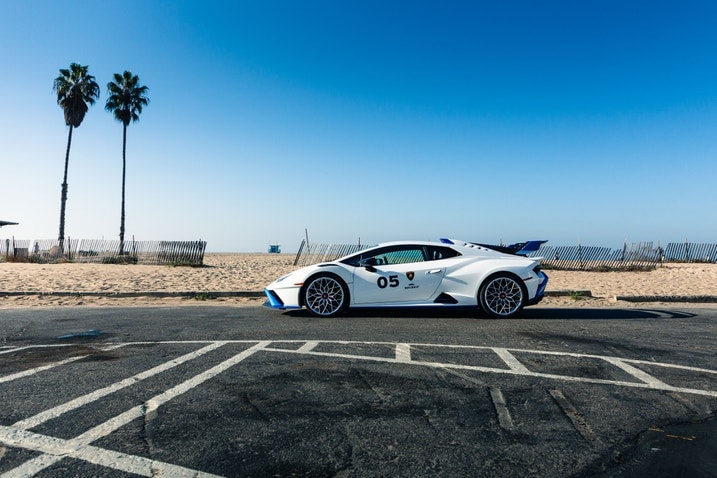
[434,293,458,304]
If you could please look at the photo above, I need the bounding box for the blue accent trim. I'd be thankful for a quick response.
[440,238,454,244]
[263,289,285,309]
[536,271,549,298]
[516,240,548,255]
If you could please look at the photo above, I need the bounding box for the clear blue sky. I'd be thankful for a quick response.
[1,1,716,252]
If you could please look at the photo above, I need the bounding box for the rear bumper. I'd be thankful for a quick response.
[527,270,549,306]
[527,295,544,306]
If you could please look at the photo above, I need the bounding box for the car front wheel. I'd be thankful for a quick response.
[303,274,349,317]
[478,273,526,318]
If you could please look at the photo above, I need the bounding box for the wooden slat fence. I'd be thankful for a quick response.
[292,240,717,270]
[1,238,31,259]
[293,240,372,267]
[663,242,717,263]
[528,242,662,271]
[5,237,716,269]
[2,238,206,266]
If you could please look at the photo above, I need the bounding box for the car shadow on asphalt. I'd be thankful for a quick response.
[283,307,698,320]
[521,307,698,320]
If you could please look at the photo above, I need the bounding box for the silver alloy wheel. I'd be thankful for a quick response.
[304,275,347,317]
[480,274,525,318]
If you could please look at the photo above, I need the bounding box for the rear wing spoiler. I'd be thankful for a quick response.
[474,240,547,256]
[441,238,547,257]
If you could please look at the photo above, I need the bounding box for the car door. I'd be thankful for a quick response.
[351,245,446,304]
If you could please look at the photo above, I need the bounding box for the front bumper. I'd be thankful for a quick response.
[263,289,285,309]
[263,288,302,311]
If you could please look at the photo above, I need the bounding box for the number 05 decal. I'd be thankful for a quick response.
[377,275,399,288]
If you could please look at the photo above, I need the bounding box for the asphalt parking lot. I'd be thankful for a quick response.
[1,306,716,477]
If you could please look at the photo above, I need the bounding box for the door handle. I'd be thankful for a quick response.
[426,269,442,274]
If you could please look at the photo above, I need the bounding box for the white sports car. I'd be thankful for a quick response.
[264,239,548,319]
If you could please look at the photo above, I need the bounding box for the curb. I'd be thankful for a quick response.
[614,295,717,303]
[545,290,717,303]
[545,290,592,298]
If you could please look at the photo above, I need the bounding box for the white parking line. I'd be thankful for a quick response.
[601,356,671,388]
[0,344,127,385]
[2,341,269,477]
[2,339,716,477]
[493,348,531,373]
[13,341,228,430]
[268,342,717,398]
[0,425,224,478]
[0,345,80,356]
[1,355,88,385]
[298,341,319,352]
[395,343,411,362]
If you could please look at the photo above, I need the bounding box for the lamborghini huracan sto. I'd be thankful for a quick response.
[264,238,548,319]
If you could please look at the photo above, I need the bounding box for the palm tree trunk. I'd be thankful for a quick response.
[58,125,73,254]
[119,124,127,255]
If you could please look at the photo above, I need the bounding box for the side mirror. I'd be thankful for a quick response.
[358,258,377,272]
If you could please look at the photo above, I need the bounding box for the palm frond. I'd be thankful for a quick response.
[105,70,150,126]
[53,63,100,127]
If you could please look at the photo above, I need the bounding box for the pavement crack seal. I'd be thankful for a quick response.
[142,401,159,457]
[667,391,705,415]
[648,426,697,442]
[243,393,271,423]
[355,368,391,404]
[550,388,601,448]
[423,407,439,429]
[489,387,515,431]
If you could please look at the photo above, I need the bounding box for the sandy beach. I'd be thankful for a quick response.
[1,253,716,308]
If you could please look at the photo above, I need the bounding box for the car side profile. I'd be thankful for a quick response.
[264,238,548,319]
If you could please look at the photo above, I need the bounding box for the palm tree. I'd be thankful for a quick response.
[105,71,149,254]
[53,63,100,253]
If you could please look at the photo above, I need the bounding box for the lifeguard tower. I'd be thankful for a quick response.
[268,244,281,253]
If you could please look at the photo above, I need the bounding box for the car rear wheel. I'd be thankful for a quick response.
[303,274,349,317]
[478,273,526,318]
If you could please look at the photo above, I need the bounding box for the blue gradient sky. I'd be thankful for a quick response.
[1,1,716,252]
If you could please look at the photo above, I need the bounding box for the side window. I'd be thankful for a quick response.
[343,246,428,266]
[426,246,461,261]
[342,248,391,267]
[382,247,425,265]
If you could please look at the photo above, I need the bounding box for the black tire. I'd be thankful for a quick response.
[302,273,349,317]
[478,272,527,318]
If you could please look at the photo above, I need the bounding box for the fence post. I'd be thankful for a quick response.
[658,240,664,266]
[294,239,306,266]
